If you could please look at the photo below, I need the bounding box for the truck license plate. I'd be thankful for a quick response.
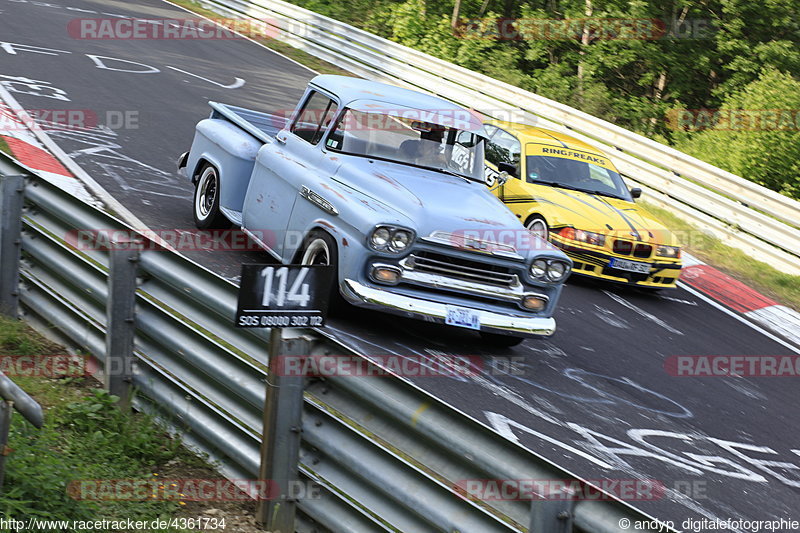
[445,306,481,330]
[609,258,651,274]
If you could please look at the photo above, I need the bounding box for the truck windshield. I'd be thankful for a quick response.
[326,108,485,182]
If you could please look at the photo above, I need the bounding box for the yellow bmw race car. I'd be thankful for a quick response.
[483,120,682,288]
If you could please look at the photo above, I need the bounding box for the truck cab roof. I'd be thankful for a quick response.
[309,75,484,133]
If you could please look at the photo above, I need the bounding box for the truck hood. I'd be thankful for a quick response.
[336,159,526,236]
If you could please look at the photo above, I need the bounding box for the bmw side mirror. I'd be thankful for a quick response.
[498,162,518,178]
[630,187,642,199]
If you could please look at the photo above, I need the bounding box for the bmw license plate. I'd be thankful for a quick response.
[609,258,651,274]
[445,306,481,330]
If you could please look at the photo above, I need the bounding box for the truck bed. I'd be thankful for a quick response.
[209,102,285,144]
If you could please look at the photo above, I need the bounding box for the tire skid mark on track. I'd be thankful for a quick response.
[593,304,632,328]
[603,290,684,335]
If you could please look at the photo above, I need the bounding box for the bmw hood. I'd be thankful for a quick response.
[526,186,679,246]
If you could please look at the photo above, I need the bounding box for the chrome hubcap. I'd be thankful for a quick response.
[196,167,217,219]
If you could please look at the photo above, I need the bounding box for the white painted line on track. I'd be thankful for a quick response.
[159,0,320,75]
[679,282,800,355]
[0,82,149,230]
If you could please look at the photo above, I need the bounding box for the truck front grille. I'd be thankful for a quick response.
[407,252,516,287]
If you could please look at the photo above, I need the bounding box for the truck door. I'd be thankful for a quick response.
[242,90,338,259]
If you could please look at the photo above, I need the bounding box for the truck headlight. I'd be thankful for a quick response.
[369,225,415,253]
[546,261,570,281]
[656,245,681,258]
[530,259,571,282]
[390,230,411,251]
[371,227,391,248]
[531,259,547,278]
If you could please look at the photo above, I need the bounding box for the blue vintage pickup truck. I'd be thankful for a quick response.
[178,75,571,346]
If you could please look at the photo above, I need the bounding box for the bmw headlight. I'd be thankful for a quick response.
[530,258,571,283]
[574,229,606,246]
[369,225,415,253]
[656,245,681,258]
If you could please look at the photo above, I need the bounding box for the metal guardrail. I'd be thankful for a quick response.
[193,0,800,274]
[0,153,673,531]
[0,373,44,489]
[0,162,45,489]
[0,374,43,430]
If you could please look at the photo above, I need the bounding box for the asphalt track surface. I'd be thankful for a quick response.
[2,0,800,528]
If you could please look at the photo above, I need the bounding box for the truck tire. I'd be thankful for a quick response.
[300,231,344,312]
[193,164,230,229]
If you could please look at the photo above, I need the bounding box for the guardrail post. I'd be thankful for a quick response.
[0,174,25,317]
[256,329,310,532]
[0,400,13,490]
[105,238,141,412]
[529,493,576,533]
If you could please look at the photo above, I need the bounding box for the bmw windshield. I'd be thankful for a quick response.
[326,108,486,182]
[525,145,632,201]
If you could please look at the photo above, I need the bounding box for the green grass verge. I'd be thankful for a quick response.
[0,316,199,531]
[168,0,350,75]
[642,202,800,311]
[0,137,11,158]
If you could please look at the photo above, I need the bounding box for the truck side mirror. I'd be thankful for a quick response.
[630,187,642,199]
[498,162,518,178]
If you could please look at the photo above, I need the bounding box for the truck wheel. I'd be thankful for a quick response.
[526,215,549,241]
[480,332,525,347]
[193,164,230,229]
[300,231,344,311]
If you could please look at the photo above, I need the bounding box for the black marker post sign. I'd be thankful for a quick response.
[236,264,334,328]
[239,265,333,529]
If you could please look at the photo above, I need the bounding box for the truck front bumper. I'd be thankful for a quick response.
[176,151,189,180]
[341,279,556,338]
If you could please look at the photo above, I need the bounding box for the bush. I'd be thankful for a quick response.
[675,69,800,199]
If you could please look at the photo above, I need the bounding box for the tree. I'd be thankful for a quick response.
[676,69,800,199]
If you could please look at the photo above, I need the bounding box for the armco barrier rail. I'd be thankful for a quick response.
[192,0,800,275]
[0,154,673,531]
[0,372,44,489]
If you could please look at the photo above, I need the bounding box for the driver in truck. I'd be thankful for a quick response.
[417,128,446,167]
